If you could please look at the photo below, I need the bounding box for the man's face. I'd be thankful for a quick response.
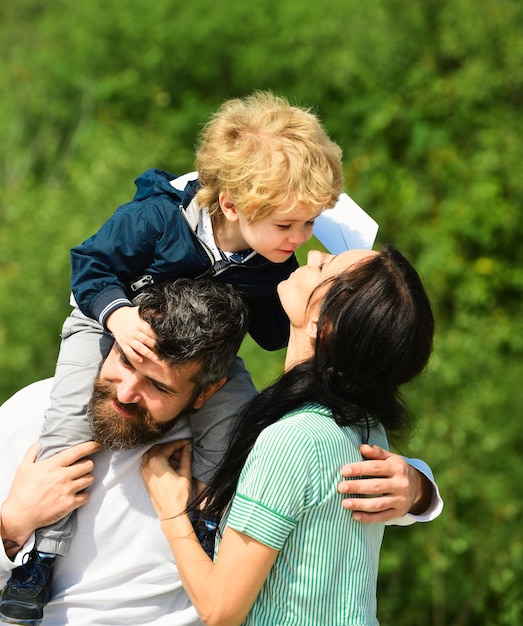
[88,344,205,450]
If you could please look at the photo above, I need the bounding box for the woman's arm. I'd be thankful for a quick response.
[141,440,277,626]
[1,441,99,560]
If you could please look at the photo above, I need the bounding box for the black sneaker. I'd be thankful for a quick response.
[0,548,54,625]
[190,511,218,558]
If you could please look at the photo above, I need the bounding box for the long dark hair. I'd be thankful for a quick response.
[199,245,434,520]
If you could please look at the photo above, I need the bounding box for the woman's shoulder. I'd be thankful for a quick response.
[259,402,388,450]
[256,404,341,449]
[261,403,331,431]
[282,402,331,420]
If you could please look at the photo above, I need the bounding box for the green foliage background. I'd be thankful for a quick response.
[1,0,522,623]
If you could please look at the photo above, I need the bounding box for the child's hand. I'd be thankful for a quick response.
[141,440,193,521]
[106,306,157,363]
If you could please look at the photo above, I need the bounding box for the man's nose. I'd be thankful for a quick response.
[115,374,142,405]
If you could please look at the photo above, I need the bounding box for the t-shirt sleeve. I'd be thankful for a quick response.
[225,421,321,550]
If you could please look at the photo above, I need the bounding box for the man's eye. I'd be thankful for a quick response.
[150,380,170,394]
[119,352,132,368]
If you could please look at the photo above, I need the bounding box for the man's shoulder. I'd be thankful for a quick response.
[0,378,53,417]
[5,377,53,400]
[0,379,52,468]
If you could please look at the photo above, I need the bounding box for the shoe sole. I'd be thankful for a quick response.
[0,610,43,626]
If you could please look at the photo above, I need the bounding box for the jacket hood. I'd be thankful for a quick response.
[133,168,199,209]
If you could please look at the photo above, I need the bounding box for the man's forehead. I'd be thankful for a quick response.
[104,344,200,394]
[139,357,201,396]
[162,360,201,390]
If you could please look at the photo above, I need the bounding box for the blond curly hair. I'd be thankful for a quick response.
[195,91,343,223]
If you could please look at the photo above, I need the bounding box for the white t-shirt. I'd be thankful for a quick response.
[0,379,202,626]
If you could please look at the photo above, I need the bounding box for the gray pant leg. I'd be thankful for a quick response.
[35,308,113,556]
[189,356,258,485]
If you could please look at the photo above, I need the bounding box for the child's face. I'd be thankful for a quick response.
[235,204,321,263]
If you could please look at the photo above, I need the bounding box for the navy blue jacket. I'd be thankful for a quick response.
[70,169,297,351]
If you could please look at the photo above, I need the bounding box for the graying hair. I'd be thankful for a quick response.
[133,278,249,394]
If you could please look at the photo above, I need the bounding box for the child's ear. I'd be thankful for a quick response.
[218,191,239,222]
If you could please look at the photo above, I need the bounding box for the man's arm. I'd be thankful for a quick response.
[1,441,99,560]
[337,444,443,525]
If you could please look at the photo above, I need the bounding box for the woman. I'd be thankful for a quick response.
[141,245,435,626]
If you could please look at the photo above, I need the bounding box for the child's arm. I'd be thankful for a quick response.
[106,306,157,364]
[246,294,290,351]
[70,185,172,329]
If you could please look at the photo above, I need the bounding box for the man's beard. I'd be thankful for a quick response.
[88,378,167,450]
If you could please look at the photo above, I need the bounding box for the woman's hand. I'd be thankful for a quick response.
[1,440,100,560]
[141,439,193,521]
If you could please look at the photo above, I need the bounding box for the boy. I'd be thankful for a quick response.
[1,91,344,623]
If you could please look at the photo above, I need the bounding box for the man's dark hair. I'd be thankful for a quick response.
[134,278,249,394]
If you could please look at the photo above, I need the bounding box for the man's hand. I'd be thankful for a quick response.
[1,440,100,560]
[106,306,157,363]
[338,444,433,523]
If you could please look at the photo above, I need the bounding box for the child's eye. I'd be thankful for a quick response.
[277,224,292,231]
[305,220,315,227]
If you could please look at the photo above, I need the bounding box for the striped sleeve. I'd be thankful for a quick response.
[226,419,321,550]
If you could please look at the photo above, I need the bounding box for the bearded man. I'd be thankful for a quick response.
[0,278,254,626]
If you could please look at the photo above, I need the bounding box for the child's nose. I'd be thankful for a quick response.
[288,228,308,246]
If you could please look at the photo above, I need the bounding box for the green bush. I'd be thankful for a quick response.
[1,0,522,622]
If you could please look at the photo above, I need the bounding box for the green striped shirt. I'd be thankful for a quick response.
[221,403,388,626]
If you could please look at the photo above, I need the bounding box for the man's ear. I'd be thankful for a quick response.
[192,377,227,410]
[218,191,239,222]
